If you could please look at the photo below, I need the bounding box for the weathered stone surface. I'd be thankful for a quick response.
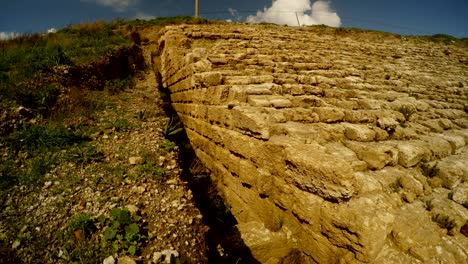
[155,24,468,263]
[285,143,358,202]
[395,141,431,168]
[237,221,293,264]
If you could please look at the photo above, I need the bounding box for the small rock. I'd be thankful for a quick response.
[152,252,162,262]
[166,179,177,185]
[103,134,109,139]
[129,156,145,165]
[126,204,139,215]
[12,240,20,249]
[44,181,53,188]
[117,256,136,264]
[103,255,115,264]
[160,250,179,264]
[402,191,415,203]
[134,186,146,194]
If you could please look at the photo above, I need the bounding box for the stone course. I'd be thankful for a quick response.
[153,24,468,263]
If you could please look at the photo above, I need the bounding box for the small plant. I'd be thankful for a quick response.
[135,110,147,121]
[100,208,148,255]
[65,144,103,165]
[165,115,183,137]
[160,139,176,153]
[271,216,285,232]
[420,162,439,178]
[135,161,165,180]
[104,78,133,95]
[432,214,457,235]
[69,214,96,240]
[113,118,130,132]
[424,199,435,211]
[389,177,403,193]
[6,124,87,153]
[397,105,416,121]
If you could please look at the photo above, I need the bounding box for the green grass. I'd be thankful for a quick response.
[0,124,94,189]
[397,105,416,121]
[4,124,88,153]
[119,16,209,27]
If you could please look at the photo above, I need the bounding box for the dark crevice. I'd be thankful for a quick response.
[152,55,260,264]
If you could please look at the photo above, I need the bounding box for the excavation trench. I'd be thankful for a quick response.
[150,51,260,263]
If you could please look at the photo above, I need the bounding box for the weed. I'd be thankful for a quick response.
[135,110,147,121]
[19,154,57,184]
[390,177,403,193]
[165,115,183,137]
[105,78,133,95]
[272,216,285,232]
[0,159,18,189]
[135,161,165,180]
[65,144,103,165]
[420,162,439,178]
[5,124,87,153]
[160,139,176,153]
[425,199,435,211]
[15,84,60,116]
[432,214,457,234]
[397,105,416,121]
[100,208,148,256]
[69,214,96,240]
[113,118,131,132]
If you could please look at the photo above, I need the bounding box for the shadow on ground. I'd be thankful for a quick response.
[154,69,260,264]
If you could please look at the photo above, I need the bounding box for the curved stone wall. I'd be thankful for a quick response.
[154,24,468,263]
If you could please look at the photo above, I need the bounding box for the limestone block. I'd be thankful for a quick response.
[452,182,468,207]
[270,98,292,109]
[324,142,368,171]
[237,221,293,264]
[345,141,398,170]
[312,107,344,123]
[395,141,431,168]
[344,123,376,142]
[194,71,223,87]
[248,95,271,107]
[285,143,359,202]
[320,194,395,262]
[426,188,468,236]
[377,117,400,131]
[419,135,453,158]
[230,108,270,139]
[437,133,466,154]
[391,203,443,262]
[437,160,465,189]
[344,110,377,123]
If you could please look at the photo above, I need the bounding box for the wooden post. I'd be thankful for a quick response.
[195,0,199,18]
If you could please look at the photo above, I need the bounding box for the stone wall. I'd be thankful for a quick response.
[154,24,468,263]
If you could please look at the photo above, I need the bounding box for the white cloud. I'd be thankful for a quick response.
[228,8,242,22]
[0,32,21,40]
[247,0,341,27]
[81,0,138,12]
[47,28,57,34]
[133,11,156,20]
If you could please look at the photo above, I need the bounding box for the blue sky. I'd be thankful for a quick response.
[1,0,467,38]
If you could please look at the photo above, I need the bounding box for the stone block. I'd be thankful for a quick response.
[344,123,376,142]
[395,141,431,168]
[285,143,359,202]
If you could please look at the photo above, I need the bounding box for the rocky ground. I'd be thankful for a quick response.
[0,44,214,263]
